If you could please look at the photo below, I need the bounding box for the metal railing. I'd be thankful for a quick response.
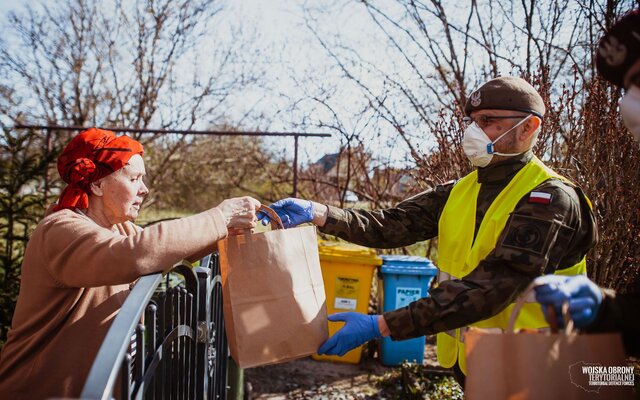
[81,253,229,400]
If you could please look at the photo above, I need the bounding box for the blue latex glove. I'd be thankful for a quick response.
[257,198,313,228]
[317,312,381,356]
[533,275,603,329]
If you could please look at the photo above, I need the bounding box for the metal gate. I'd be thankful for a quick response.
[81,253,228,400]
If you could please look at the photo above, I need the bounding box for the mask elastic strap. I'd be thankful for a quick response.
[486,115,532,155]
[493,150,523,157]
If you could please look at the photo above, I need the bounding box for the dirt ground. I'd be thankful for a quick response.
[244,340,455,399]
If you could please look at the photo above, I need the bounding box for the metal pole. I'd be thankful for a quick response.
[18,124,329,201]
[292,135,299,197]
[44,129,52,204]
[14,123,330,138]
[226,357,244,400]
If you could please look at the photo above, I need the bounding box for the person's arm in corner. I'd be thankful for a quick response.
[382,180,597,340]
[585,290,640,356]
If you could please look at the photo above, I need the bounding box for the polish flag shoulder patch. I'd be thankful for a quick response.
[528,191,552,204]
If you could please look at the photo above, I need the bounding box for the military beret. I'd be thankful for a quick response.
[464,76,545,118]
[596,10,640,87]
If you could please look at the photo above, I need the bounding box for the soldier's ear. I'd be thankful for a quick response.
[520,116,541,141]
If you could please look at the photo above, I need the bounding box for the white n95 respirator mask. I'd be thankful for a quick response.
[462,115,532,167]
[620,85,640,143]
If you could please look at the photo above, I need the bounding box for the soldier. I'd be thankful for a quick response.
[534,9,640,357]
[259,76,597,386]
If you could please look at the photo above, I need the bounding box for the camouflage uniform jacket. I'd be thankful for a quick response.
[319,151,597,340]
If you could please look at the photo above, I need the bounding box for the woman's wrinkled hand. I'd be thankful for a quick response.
[217,196,261,230]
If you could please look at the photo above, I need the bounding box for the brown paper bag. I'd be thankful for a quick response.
[465,284,634,400]
[219,206,328,368]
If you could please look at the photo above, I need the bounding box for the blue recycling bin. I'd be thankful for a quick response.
[379,255,438,366]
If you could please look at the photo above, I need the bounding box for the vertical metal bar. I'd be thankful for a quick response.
[166,287,173,400]
[195,267,212,400]
[162,290,171,400]
[210,263,218,398]
[158,294,166,400]
[182,288,188,400]
[172,288,179,400]
[292,134,299,197]
[211,253,228,400]
[186,291,194,400]
[165,288,171,400]
[134,324,146,389]
[211,312,218,397]
[181,287,187,400]
[146,304,158,400]
[171,287,178,400]
[226,358,244,400]
[172,286,178,400]
[121,353,132,399]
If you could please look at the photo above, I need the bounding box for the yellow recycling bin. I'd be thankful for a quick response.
[312,242,382,364]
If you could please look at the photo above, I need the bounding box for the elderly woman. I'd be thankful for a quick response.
[0,128,260,399]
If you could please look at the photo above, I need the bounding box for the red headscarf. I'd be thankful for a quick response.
[54,128,144,212]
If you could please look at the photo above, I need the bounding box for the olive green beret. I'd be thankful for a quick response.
[464,76,545,118]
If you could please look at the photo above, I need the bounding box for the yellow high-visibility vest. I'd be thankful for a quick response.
[436,156,587,375]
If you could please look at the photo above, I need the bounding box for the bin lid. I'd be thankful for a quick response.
[380,255,438,276]
[318,242,382,266]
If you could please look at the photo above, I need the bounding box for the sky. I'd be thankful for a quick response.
[0,1,18,15]
[1,0,605,168]
[0,0,398,166]
[220,1,402,165]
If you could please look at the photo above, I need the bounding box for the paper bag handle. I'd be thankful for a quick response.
[258,205,285,230]
[507,281,574,335]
